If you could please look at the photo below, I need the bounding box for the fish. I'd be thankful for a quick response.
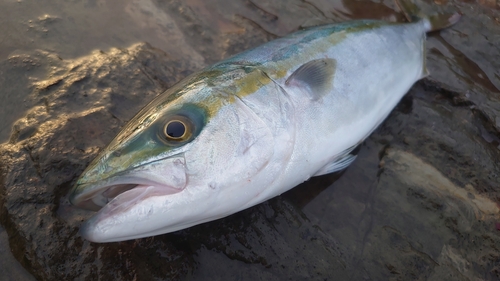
[69,9,460,242]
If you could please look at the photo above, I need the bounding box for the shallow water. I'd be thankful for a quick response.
[1,0,500,280]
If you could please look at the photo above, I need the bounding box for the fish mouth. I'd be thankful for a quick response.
[70,175,185,212]
[69,159,189,242]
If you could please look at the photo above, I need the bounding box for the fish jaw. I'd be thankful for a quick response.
[78,183,223,242]
[70,154,189,239]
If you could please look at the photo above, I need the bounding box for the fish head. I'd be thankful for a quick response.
[70,70,276,242]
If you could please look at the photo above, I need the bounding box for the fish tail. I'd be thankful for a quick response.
[395,0,461,78]
[395,0,461,32]
[422,13,461,32]
[418,12,461,78]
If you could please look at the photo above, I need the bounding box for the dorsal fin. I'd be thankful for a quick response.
[285,58,337,100]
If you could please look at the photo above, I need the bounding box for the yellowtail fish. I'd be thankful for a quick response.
[69,9,460,242]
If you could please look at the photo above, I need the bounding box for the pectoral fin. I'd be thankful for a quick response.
[314,154,357,176]
[285,58,337,100]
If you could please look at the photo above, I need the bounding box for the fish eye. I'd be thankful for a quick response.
[163,116,193,142]
[157,104,206,146]
[165,120,186,139]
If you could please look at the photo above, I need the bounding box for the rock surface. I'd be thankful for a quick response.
[1,0,500,280]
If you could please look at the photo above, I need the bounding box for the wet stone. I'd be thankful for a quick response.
[0,42,352,280]
[0,43,200,280]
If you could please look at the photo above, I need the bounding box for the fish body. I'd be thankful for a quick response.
[70,15,459,242]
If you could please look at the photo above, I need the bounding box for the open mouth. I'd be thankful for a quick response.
[70,176,184,212]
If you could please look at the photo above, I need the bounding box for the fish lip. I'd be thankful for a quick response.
[70,153,188,211]
[76,182,188,242]
[69,172,184,211]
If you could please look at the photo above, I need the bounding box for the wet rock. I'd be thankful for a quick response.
[0,43,200,280]
[374,149,499,280]
[0,43,351,280]
[0,225,36,281]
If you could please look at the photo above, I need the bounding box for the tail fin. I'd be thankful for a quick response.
[395,0,461,32]
[395,0,461,79]
[424,13,461,32]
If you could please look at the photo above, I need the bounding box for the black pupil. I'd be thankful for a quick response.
[166,121,186,138]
